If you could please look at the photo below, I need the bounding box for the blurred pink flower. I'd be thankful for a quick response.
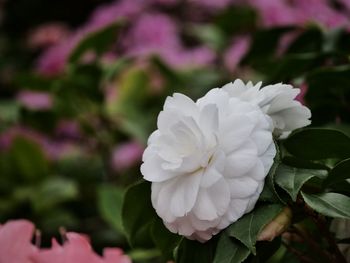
[248,0,300,27]
[125,13,180,55]
[16,90,53,111]
[189,0,233,10]
[125,13,215,68]
[224,36,251,72]
[31,232,131,263]
[276,31,301,56]
[293,0,349,29]
[55,120,81,139]
[90,0,144,29]
[295,83,308,105]
[35,40,75,76]
[36,0,144,76]
[0,220,37,263]
[28,23,70,49]
[111,141,144,172]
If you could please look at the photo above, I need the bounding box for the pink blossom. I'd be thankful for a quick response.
[0,220,37,263]
[31,232,131,263]
[111,141,144,172]
[224,36,251,72]
[16,90,53,111]
[293,0,349,29]
[124,13,180,56]
[125,13,215,68]
[89,0,144,29]
[248,0,300,27]
[27,23,70,49]
[35,40,75,76]
[189,0,233,10]
[295,83,308,105]
[36,0,144,76]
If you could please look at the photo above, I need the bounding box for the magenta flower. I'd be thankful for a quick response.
[27,23,70,49]
[31,232,131,263]
[0,220,37,263]
[111,141,144,172]
[224,36,251,72]
[16,90,53,111]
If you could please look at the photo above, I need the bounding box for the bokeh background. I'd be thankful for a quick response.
[1,0,350,261]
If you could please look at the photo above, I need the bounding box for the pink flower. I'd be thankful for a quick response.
[16,90,53,111]
[125,13,215,68]
[124,13,181,56]
[293,0,349,29]
[189,0,233,10]
[31,232,131,263]
[295,83,308,105]
[224,36,251,72]
[35,40,75,76]
[248,0,300,27]
[0,220,37,263]
[27,23,70,49]
[111,141,144,172]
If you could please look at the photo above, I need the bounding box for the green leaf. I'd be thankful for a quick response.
[0,101,20,124]
[122,181,156,248]
[189,24,226,51]
[301,192,350,219]
[9,137,49,182]
[323,158,350,187]
[213,231,250,263]
[31,177,78,212]
[284,128,350,160]
[215,6,257,35]
[275,164,328,201]
[151,217,181,260]
[259,152,284,204]
[69,22,124,63]
[176,238,217,263]
[98,184,124,234]
[228,204,283,254]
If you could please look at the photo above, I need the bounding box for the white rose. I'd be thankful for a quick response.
[222,79,311,138]
[141,87,276,242]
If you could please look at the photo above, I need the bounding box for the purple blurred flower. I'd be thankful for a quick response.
[0,126,81,160]
[224,36,251,72]
[125,13,180,55]
[125,13,215,68]
[189,0,233,10]
[36,40,75,76]
[89,0,145,29]
[111,141,144,172]
[35,0,144,76]
[293,0,349,29]
[16,90,53,111]
[55,120,81,140]
[27,22,70,49]
[248,0,300,27]
[295,83,308,105]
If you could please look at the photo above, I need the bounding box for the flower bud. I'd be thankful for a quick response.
[257,207,292,241]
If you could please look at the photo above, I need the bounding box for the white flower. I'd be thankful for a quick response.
[141,87,276,242]
[222,79,311,138]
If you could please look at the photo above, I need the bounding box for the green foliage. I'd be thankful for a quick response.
[213,231,250,263]
[323,158,350,187]
[98,184,124,234]
[301,192,350,219]
[227,204,283,254]
[284,128,350,160]
[69,22,124,63]
[176,238,217,263]
[275,164,327,201]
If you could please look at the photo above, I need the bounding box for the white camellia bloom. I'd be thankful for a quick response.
[141,87,276,242]
[222,79,311,137]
